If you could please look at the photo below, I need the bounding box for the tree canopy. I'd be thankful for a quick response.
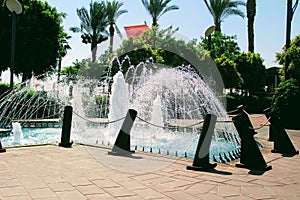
[106,0,127,53]
[203,0,245,32]
[0,0,68,81]
[141,0,179,27]
[70,1,109,62]
[276,34,300,81]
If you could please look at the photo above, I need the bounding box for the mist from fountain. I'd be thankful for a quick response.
[0,59,240,161]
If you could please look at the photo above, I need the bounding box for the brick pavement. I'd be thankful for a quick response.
[0,126,299,200]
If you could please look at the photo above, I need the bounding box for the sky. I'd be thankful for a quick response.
[44,0,300,69]
[3,0,300,82]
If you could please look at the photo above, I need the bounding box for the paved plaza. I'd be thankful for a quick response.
[0,117,300,199]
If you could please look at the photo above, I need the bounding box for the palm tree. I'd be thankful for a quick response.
[284,0,299,80]
[141,0,179,27]
[70,1,109,62]
[106,0,127,54]
[247,0,256,52]
[203,0,245,32]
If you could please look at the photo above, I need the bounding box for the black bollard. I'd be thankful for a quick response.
[233,113,272,172]
[186,114,217,171]
[264,109,299,156]
[59,106,73,148]
[108,109,137,155]
[0,141,6,153]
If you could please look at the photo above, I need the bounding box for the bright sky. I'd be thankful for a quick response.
[24,0,300,69]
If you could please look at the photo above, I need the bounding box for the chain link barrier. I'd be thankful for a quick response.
[72,111,125,125]
[249,117,271,130]
[242,109,267,118]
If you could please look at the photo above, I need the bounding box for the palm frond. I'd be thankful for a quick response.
[159,5,179,19]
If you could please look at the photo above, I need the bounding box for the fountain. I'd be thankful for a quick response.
[0,60,240,162]
[107,71,129,142]
[12,122,22,144]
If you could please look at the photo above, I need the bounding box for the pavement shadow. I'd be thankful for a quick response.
[206,168,232,175]
[107,151,143,159]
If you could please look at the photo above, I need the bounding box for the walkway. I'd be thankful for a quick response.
[0,126,299,199]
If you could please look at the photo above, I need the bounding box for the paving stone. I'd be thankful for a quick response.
[16,175,47,189]
[61,175,92,186]
[76,184,106,195]
[0,186,28,197]
[134,188,167,199]
[217,185,241,197]
[119,180,148,190]
[86,193,115,200]
[103,186,135,197]
[92,178,120,188]
[184,182,217,195]
[48,182,74,192]
[0,196,32,200]
[165,190,199,200]
[27,188,57,199]
[225,195,254,200]
[56,190,87,200]
[241,186,276,199]
[40,175,64,184]
[117,195,149,200]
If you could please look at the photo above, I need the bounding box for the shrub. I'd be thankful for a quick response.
[272,78,300,129]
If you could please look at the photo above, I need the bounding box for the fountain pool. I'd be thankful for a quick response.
[0,61,241,162]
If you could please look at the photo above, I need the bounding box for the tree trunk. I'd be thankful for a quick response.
[214,20,221,32]
[152,17,158,27]
[284,0,293,80]
[247,0,256,53]
[91,42,97,62]
[109,24,114,54]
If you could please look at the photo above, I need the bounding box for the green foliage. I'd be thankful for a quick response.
[272,78,300,129]
[276,34,300,81]
[77,59,108,80]
[113,26,205,77]
[200,32,240,60]
[214,54,243,89]
[0,0,67,81]
[61,59,107,83]
[235,52,266,94]
[224,94,272,113]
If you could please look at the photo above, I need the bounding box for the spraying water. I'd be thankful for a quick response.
[0,60,240,161]
[12,122,23,144]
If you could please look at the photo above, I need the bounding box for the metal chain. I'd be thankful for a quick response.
[72,111,125,124]
[249,117,271,130]
[136,116,205,129]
